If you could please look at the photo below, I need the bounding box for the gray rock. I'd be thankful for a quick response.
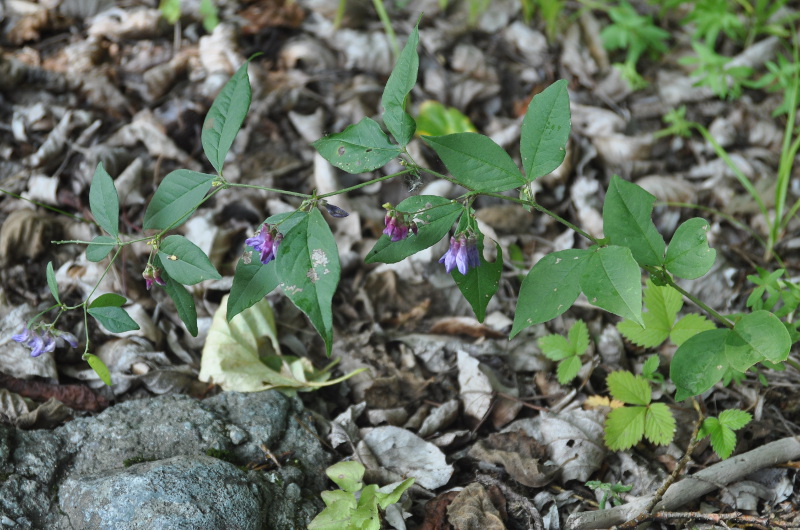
[0,391,328,529]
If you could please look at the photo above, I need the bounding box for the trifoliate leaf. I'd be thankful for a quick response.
[718,409,752,430]
[617,313,669,348]
[568,320,590,354]
[699,417,738,460]
[643,403,676,445]
[607,371,651,406]
[538,334,573,361]
[605,406,646,450]
[670,313,716,346]
[557,355,582,385]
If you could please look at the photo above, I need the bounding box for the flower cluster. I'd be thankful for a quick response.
[439,232,480,275]
[13,327,78,357]
[142,266,166,290]
[246,224,283,265]
[383,207,417,242]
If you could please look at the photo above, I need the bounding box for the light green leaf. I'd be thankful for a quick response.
[365,196,462,264]
[85,354,112,386]
[568,320,590,354]
[718,409,752,431]
[520,79,571,180]
[671,328,730,400]
[415,100,477,137]
[202,59,253,173]
[162,273,198,337]
[226,259,279,322]
[603,175,666,267]
[88,306,140,333]
[644,280,682,330]
[453,238,503,322]
[143,169,215,230]
[510,249,590,337]
[607,371,651,405]
[381,23,419,146]
[158,235,221,285]
[665,217,716,279]
[422,133,526,192]
[605,406,646,450]
[376,477,415,510]
[699,418,738,460]
[46,261,60,304]
[326,461,365,493]
[89,293,126,308]
[538,334,573,361]
[643,403,676,445]
[617,314,669,348]
[313,117,402,173]
[309,492,358,529]
[158,0,180,23]
[557,355,582,384]
[725,310,791,370]
[642,355,660,377]
[580,245,644,326]
[86,236,116,262]
[670,313,716,346]
[276,209,340,356]
[89,162,119,238]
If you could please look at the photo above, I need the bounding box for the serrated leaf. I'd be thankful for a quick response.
[568,320,590,354]
[86,236,116,262]
[520,79,571,180]
[88,306,140,333]
[453,238,502,322]
[381,23,419,147]
[605,406,646,450]
[538,334,573,361]
[580,246,644,326]
[617,314,669,348]
[158,235,221,285]
[46,261,60,304]
[671,328,730,400]
[718,409,752,430]
[85,354,112,386]
[511,249,590,337]
[665,217,716,279]
[313,117,402,173]
[226,259,279,322]
[701,418,738,460]
[326,461,365,493]
[644,280,682,330]
[365,196,462,264]
[162,273,198,337]
[557,355,582,384]
[202,59,252,173]
[89,162,119,238]
[603,176,666,267]
[143,169,215,230]
[670,313,716,346]
[643,403,676,445]
[642,355,660,377]
[725,310,791,370]
[607,371,651,405]
[309,492,358,529]
[276,209,340,356]
[422,133,526,192]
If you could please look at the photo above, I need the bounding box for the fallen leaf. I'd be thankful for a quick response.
[446,482,505,530]
[362,426,454,489]
[457,350,493,426]
[469,431,558,488]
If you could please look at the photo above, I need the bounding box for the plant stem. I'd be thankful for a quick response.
[225,182,311,198]
[372,0,399,57]
[317,169,415,198]
[662,273,734,329]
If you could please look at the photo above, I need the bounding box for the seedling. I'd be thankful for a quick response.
[538,319,590,384]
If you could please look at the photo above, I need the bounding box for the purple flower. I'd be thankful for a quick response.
[58,332,79,348]
[143,267,166,290]
[439,233,480,275]
[13,327,56,357]
[246,224,282,265]
[383,212,410,242]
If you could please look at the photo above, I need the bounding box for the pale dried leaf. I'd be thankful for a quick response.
[330,402,367,448]
[417,399,459,438]
[446,482,505,530]
[457,350,493,425]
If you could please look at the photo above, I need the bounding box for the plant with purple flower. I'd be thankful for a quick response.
[382,204,417,242]
[142,265,166,290]
[12,326,78,357]
[246,224,283,265]
[439,232,480,275]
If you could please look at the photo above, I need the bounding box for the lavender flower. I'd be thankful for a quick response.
[246,224,283,265]
[383,209,415,242]
[439,233,480,275]
[12,327,62,357]
[142,267,166,290]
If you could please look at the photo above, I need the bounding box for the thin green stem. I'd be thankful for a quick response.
[785,358,800,372]
[415,166,468,188]
[317,169,415,199]
[663,274,734,329]
[0,188,88,223]
[372,0,399,57]
[85,246,123,302]
[225,182,311,198]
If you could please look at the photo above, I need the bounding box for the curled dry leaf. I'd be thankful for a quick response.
[457,350,493,426]
[430,317,506,339]
[469,431,558,488]
[0,208,61,267]
[330,401,367,448]
[417,399,459,438]
[446,482,506,530]
[0,389,72,429]
[87,7,166,41]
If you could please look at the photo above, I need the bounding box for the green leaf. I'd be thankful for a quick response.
[85,354,112,386]
[643,280,682,329]
[641,355,660,377]
[670,328,730,400]
[309,492,358,529]
[718,409,752,431]
[415,101,477,137]
[326,461,365,493]
[422,133,526,192]
[603,176,666,267]
[538,334,573,361]
[724,310,791,371]
[365,196,462,264]
[605,406,646,450]
[86,236,116,262]
[158,235,221,285]
[313,117,402,174]
[162,273,198,337]
[381,23,419,147]
[664,217,716,279]
[520,79,571,180]
[89,293,127,308]
[88,306,140,333]
[158,0,180,24]
[453,239,503,322]
[617,316,669,348]
[510,249,590,337]
[644,403,676,445]
[557,355,582,384]
[580,246,644,326]
[143,170,215,230]
[276,209,340,356]
[89,162,119,238]
[46,261,60,304]
[568,319,590,354]
[226,259,279,322]
[202,59,252,174]
[699,417,738,460]
[670,313,715,346]
[376,477,415,510]
[607,371,651,405]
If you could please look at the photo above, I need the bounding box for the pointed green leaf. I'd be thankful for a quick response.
[725,310,791,370]
[671,328,730,400]
[46,261,60,304]
[453,238,503,322]
[568,320,590,354]
[665,217,716,279]
[365,196,462,264]
[88,306,140,333]
[202,59,253,173]
[511,249,590,337]
[557,355,582,384]
[700,417,738,459]
[158,235,222,285]
[642,355,660,377]
[313,117,402,173]
[718,409,752,431]
[276,209,340,356]
[381,23,419,146]
[89,293,126,308]
[605,406,646,450]
[670,313,715,346]
[89,162,119,238]
[538,334,573,361]
[520,79,571,180]
[162,273,199,337]
[607,371,651,405]
[580,246,644,325]
[143,169,215,230]
[422,133,526,192]
[227,259,279,322]
[85,354,112,386]
[86,236,116,262]
[644,403,676,445]
[603,176,666,267]
[376,477,415,510]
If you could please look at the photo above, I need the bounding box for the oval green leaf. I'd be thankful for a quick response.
[670,328,729,400]
[520,79,571,180]
[202,59,253,174]
[88,306,140,333]
[226,259,279,322]
[580,245,644,326]
[89,293,126,308]
[163,274,199,337]
[158,235,222,285]
[665,217,716,279]
[143,169,215,231]
[46,261,60,304]
[603,175,666,267]
[312,117,402,174]
[416,101,477,137]
[381,23,419,147]
[453,237,503,322]
[89,162,119,238]
[86,235,116,262]
[725,310,791,371]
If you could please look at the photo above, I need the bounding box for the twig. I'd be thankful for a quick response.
[616,510,799,530]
